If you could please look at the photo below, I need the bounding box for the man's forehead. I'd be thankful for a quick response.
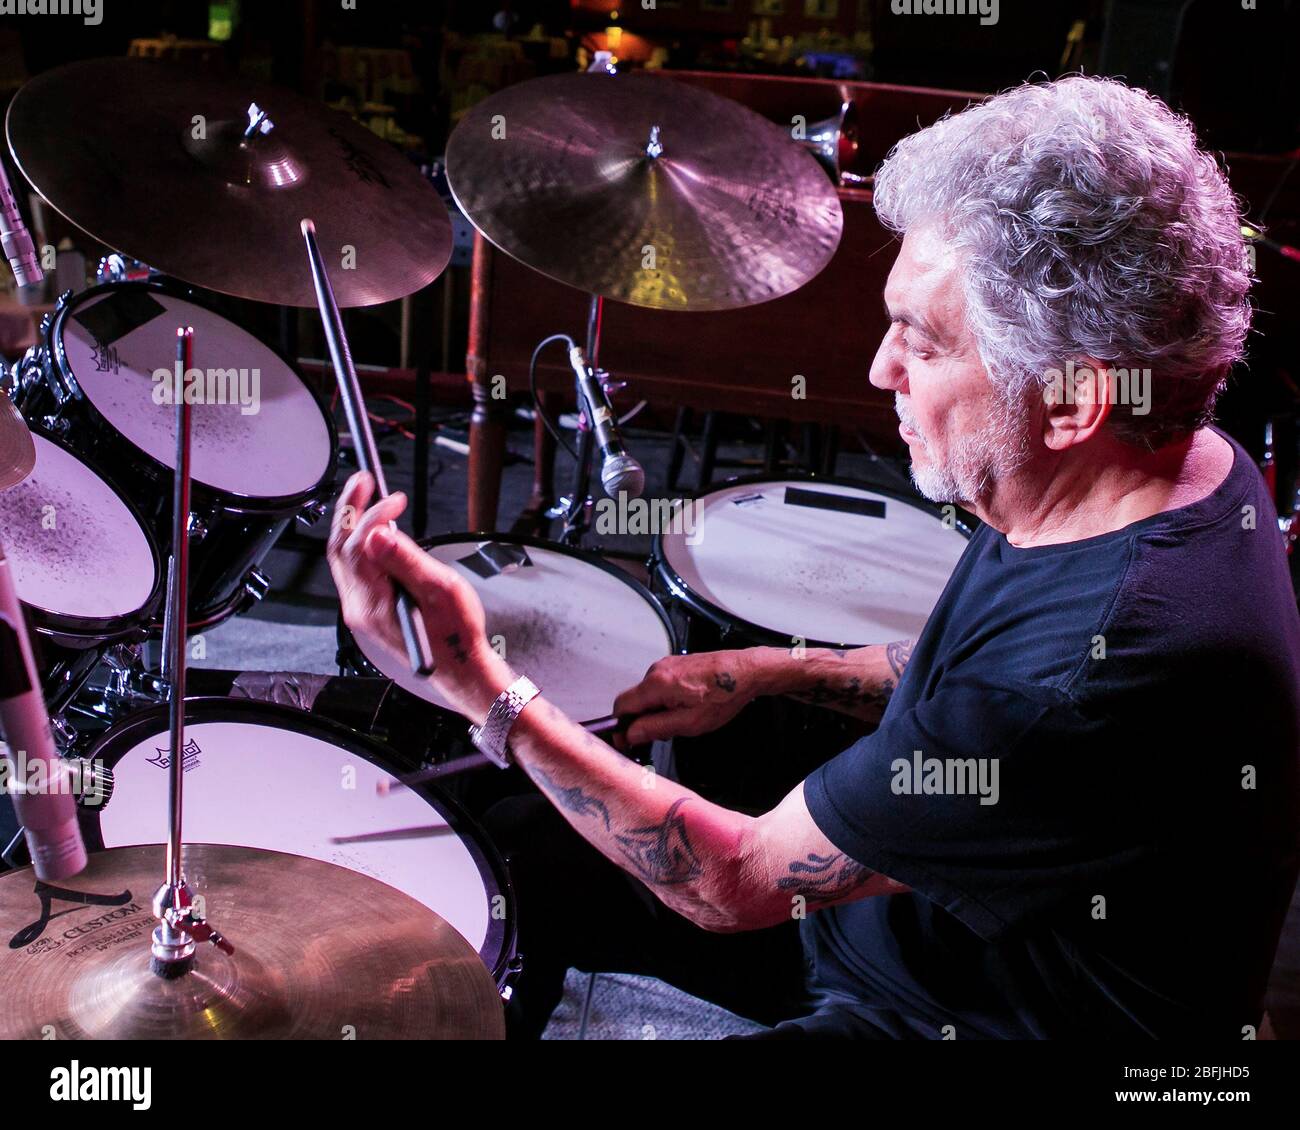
[883,225,965,334]
[887,225,961,292]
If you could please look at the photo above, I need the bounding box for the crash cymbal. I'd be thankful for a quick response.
[446,72,843,312]
[0,844,503,1040]
[0,390,34,491]
[6,58,452,308]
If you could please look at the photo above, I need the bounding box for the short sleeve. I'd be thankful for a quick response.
[803,677,1113,941]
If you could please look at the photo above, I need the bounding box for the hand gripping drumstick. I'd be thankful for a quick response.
[301,219,435,678]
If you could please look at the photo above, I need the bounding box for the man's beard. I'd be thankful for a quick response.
[896,392,1031,504]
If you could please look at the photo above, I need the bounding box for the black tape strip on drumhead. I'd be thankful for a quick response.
[457,541,533,579]
[783,486,886,519]
[71,290,167,348]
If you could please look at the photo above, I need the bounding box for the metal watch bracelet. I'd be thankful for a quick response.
[468,676,541,769]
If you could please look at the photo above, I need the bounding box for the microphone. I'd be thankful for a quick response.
[0,159,42,289]
[0,539,86,881]
[567,345,645,498]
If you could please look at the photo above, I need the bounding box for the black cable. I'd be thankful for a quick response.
[530,332,579,460]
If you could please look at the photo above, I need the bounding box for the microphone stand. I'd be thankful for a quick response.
[559,294,604,547]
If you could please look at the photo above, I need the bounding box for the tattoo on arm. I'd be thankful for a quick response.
[714,672,737,693]
[445,633,469,664]
[614,797,703,887]
[533,768,612,831]
[776,851,874,903]
[791,676,891,713]
[885,639,914,682]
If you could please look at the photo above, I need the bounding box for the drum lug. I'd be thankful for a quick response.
[10,347,40,393]
[49,714,77,749]
[53,288,74,312]
[297,499,329,528]
[187,512,209,541]
[68,757,115,810]
[242,568,272,605]
[499,954,525,1002]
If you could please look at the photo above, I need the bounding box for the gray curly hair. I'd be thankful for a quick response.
[872,75,1254,449]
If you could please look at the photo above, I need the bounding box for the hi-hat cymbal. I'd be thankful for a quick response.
[446,72,844,312]
[0,844,503,1040]
[0,392,34,491]
[6,58,452,308]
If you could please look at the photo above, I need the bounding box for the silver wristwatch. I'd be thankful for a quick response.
[468,676,541,769]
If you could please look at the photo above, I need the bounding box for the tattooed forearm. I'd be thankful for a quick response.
[791,676,891,714]
[614,797,703,887]
[885,639,914,681]
[714,672,737,693]
[533,768,612,831]
[776,851,874,903]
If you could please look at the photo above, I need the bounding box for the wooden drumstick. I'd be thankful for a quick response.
[301,218,435,678]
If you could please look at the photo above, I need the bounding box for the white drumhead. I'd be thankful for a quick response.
[359,541,674,721]
[660,480,968,645]
[0,434,156,621]
[97,719,493,958]
[60,289,332,499]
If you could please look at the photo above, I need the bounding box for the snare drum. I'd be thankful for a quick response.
[653,475,972,649]
[338,533,678,724]
[0,429,161,710]
[17,281,338,627]
[79,699,518,989]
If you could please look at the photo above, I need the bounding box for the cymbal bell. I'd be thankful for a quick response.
[6,58,453,308]
[0,844,504,1039]
[446,72,844,312]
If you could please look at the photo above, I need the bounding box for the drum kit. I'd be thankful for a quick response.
[0,57,966,1040]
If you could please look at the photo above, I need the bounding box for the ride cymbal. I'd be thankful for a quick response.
[6,58,452,308]
[0,844,504,1039]
[446,72,844,311]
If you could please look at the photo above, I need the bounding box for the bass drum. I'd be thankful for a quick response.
[651,475,973,812]
[0,429,161,711]
[17,280,338,628]
[338,533,678,725]
[79,699,519,992]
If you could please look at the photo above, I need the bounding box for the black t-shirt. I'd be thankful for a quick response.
[802,430,1300,1039]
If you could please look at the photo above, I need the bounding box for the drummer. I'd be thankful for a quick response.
[329,75,1300,1039]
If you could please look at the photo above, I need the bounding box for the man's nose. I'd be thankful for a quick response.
[869,331,907,394]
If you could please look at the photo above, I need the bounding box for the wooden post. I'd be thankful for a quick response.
[466,233,508,531]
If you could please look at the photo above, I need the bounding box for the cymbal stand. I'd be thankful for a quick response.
[150,326,232,976]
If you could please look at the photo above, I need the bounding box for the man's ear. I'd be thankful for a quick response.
[1041,358,1113,452]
